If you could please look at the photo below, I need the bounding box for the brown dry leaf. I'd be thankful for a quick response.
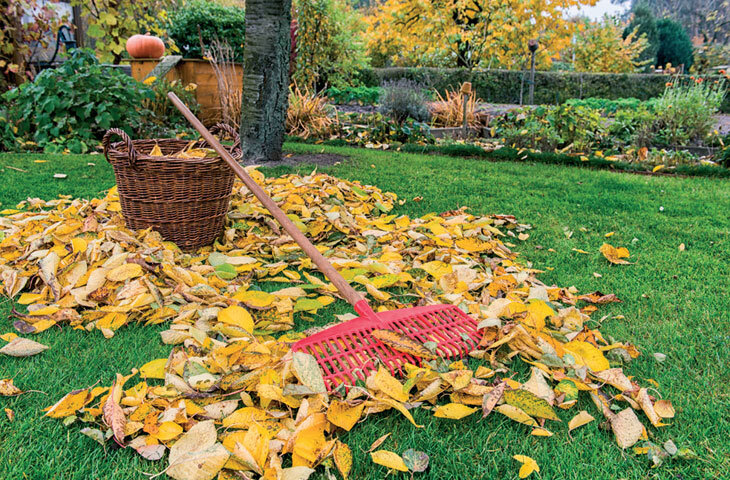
[106,263,143,282]
[371,329,437,360]
[0,378,23,396]
[634,388,664,427]
[0,337,48,357]
[610,408,645,449]
[167,420,229,480]
[600,243,632,265]
[654,400,675,418]
[482,381,506,418]
[103,373,126,445]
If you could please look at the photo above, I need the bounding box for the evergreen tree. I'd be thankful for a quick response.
[656,18,694,70]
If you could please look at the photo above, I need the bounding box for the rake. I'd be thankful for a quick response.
[169,93,482,390]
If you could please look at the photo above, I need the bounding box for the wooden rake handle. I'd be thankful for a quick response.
[168,92,373,314]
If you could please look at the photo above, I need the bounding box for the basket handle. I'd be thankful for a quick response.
[103,128,138,169]
[205,123,241,154]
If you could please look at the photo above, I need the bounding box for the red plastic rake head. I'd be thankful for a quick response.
[167,94,483,392]
[292,301,482,391]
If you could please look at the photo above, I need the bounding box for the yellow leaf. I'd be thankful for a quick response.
[71,237,88,254]
[233,290,275,308]
[568,410,595,431]
[149,143,163,156]
[420,261,452,279]
[327,400,365,431]
[17,293,43,305]
[154,421,183,441]
[372,366,408,402]
[531,428,553,437]
[495,404,538,427]
[523,300,554,331]
[504,389,559,421]
[376,396,423,428]
[652,164,665,172]
[433,403,477,420]
[563,341,610,372]
[599,243,632,265]
[513,455,539,478]
[139,358,167,379]
[370,450,408,472]
[45,389,91,418]
[0,333,18,342]
[333,441,352,480]
[218,305,254,332]
[106,263,143,282]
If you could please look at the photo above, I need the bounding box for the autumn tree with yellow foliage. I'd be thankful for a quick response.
[571,17,651,73]
[364,0,598,70]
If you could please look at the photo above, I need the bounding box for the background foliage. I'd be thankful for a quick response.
[0,0,63,88]
[572,17,650,73]
[357,67,730,112]
[71,0,173,64]
[168,0,246,61]
[364,0,591,70]
[291,0,369,89]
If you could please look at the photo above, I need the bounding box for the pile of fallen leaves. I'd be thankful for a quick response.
[0,168,680,479]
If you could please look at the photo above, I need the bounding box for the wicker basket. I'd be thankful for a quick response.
[103,124,241,251]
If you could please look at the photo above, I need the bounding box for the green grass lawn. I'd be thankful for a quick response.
[1,144,729,480]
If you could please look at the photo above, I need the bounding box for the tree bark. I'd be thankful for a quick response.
[240,0,292,163]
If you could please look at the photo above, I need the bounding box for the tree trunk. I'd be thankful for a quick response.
[240,0,292,163]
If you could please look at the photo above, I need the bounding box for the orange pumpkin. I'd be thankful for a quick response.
[126,34,165,59]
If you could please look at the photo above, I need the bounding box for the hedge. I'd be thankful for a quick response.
[356,68,730,113]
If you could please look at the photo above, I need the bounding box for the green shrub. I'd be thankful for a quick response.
[646,78,726,145]
[497,107,562,151]
[379,79,430,124]
[168,1,245,61]
[2,49,153,153]
[326,86,382,105]
[608,107,655,145]
[497,105,608,152]
[547,104,608,151]
[656,18,693,70]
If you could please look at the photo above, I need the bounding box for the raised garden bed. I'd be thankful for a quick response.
[126,58,242,124]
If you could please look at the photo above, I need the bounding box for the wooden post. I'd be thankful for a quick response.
[460,82,471,139]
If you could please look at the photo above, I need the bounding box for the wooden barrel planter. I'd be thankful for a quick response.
[127,58,243,124]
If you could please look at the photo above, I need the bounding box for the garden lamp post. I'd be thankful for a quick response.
[528,39,538,105]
